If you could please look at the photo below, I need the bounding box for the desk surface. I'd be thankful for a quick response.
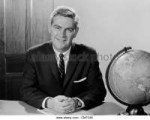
[0,100,41,115]
[1,100,150,115]
[0,100,127,115]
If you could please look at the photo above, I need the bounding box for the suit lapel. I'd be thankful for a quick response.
[63,44,78,87]
[47,43,60,82]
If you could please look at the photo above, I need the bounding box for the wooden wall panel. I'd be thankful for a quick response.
[0,0,5,99]
[5,0,26,54]
[2,0,54,100]
[28,0,53,48]
[5,74,23,100]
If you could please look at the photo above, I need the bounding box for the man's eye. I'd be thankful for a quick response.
[54,26,61,30]
[67,28,74,32]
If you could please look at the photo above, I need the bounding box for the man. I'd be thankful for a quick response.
[21,6,106,114]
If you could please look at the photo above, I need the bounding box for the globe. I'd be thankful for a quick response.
[106,47,150,115]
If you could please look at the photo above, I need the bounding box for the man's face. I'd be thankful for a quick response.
[50,15,78,52]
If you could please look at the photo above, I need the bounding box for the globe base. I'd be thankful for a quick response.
[119,105,147,115]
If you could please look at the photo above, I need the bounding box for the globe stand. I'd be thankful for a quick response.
[119,105,147,115]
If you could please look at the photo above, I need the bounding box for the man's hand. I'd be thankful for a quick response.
[61,97,76,113]
[46,95,76,114]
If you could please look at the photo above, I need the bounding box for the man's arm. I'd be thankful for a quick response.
[20,51,47,109]
[76,51,107,109]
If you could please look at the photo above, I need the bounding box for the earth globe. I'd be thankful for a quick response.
[106,47,150,115]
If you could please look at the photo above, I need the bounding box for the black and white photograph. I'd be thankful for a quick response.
[0,0,150,120]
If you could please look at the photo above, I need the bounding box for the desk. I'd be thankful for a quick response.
[0,100,125,115]
[89,102,125,115]
[0,100,41,115]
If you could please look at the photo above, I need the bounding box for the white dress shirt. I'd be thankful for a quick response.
[53,46,71,73]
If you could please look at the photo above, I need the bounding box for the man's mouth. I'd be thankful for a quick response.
[57,38,66,42]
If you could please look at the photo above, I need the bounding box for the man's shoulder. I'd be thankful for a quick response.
[27,41,51,53]
[73,43,97,54]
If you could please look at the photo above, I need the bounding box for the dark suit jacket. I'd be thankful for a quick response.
[21,42,106,109]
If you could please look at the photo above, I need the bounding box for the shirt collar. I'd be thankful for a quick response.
[52,46,71,60]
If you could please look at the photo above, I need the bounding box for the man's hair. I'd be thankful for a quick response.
[49,6,79,29]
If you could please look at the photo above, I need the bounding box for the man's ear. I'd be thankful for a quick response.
[73,27,79,38]
[48,22,52,33]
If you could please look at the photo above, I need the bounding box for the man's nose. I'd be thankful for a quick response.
[59,30,66,38]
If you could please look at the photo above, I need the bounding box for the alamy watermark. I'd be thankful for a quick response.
[26,52,113,63]
[97,52,113,62]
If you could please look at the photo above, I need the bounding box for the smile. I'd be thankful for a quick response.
[56,38,67,41]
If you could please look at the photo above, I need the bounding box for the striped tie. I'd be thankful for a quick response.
[58,53,65,86]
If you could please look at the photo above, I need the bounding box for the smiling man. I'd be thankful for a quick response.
[50,14,78,53]
[21,6,106,114]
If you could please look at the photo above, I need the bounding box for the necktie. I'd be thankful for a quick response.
[58,53,65,86]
